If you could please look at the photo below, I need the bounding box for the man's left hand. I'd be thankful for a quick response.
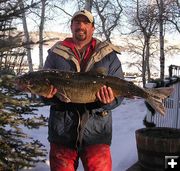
[96,85,115,104]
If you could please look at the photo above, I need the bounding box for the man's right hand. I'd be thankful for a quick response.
[45,85,57,98]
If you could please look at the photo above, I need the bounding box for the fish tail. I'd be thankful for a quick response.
[146,87,174,115]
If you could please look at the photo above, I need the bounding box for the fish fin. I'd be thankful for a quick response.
[56,93,71,103]
[94,67,108,75]
[56,88,71,103]
[146,97,165,116]
[87,67,108,76]
[146,87,174,115]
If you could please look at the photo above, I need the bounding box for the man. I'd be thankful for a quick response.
[43,9,124,171]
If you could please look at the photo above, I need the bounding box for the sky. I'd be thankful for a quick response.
[20,98,147,171]
[16,1,77,33]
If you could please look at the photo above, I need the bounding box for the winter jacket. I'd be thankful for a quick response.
[43,38,124,149]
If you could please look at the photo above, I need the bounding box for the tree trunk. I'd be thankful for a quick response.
[146,37,151,82]
[39,0,46,69]
[18,0,33,72]
[142,39,146,87]
[158,0,165,80]
[18,0,38,100]
[85,0,93,11]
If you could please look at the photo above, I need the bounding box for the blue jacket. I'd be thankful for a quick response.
[43,38,124,149]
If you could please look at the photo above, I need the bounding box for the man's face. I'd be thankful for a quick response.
[71,15,94,42]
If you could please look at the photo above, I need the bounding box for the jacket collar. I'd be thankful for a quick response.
[50,38,121,72]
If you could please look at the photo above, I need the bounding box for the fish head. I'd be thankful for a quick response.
[15,73,31,91]
[15,72,51,96]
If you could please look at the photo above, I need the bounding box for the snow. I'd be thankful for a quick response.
[21,98,146,171]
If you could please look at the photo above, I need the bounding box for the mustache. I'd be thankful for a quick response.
[75,28,86,33]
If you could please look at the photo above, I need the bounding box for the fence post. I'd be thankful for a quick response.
[169,65,173,77]
[175,83,180,128]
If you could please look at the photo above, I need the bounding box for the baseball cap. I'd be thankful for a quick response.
[71,9,94,23]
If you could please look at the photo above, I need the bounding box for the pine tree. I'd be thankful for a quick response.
[0,73,47,170]
[0,1,47,170]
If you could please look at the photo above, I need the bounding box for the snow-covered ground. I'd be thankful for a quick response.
[21,98,146,171]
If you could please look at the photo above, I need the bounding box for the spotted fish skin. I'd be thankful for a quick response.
[15,69,174,115]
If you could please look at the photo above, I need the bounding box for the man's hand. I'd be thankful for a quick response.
[96,85,115,104]
[45,85,57,98]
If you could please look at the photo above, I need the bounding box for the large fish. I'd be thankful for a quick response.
[15,69,174,115]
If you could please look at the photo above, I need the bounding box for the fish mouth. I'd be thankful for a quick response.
[15,78,31,92]
[15,83,29,92]
[14,78,23,91]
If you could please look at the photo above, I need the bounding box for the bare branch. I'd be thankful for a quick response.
[54,5,72,17]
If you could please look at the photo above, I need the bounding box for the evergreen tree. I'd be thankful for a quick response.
[0,0,47,170]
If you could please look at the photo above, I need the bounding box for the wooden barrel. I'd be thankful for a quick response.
[135,127,180,171]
